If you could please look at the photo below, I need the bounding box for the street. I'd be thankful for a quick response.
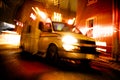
[0,48,120,80]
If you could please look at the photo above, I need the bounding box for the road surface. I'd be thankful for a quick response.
[0,49,120,80]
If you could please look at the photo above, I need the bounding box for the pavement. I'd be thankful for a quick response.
[94,55,120,71]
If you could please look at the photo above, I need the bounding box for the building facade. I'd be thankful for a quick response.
[15,0,76,34]
[76,0,120,58]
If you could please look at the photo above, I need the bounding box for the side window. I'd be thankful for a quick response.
[27,25,31,33]
[44,23,51,32]
[38,22,51,32]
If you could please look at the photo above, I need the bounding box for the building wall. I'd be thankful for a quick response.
[17,0,76,22]
[76,0,113,53]
[16,0,76,34]
[33,0,77,12]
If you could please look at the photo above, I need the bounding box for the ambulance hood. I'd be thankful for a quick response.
[54,32,95,42]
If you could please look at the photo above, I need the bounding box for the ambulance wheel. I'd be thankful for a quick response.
[46,44,59,64]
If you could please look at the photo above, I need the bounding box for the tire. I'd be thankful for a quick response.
[46,44,59,64]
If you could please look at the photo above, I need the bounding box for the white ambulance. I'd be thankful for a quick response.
[20,20,99,64]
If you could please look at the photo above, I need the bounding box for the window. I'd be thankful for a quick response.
[88,19,94,28]
[53,22,65,31]
[87,0,97,5]
[86,19,94,37]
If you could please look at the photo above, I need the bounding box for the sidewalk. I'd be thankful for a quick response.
[95,55,120,71]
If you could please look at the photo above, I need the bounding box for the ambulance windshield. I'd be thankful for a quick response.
[52,22,71,32]
[52,22,82,34]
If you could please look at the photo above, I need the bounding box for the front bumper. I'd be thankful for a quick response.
[58,51,99,60]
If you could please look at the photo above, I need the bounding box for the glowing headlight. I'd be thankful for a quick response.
[62,35,78,44]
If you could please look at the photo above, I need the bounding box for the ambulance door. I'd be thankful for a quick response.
[38,22,52,57]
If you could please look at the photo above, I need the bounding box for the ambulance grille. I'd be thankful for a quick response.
[79,40,96,54]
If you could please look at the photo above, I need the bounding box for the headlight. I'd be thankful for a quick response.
[62,35,79,51]
[62,44,80,51]
[62,35,78,44]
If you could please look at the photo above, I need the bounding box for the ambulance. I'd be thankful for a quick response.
[19,7,100,64]
[20,18,100,64]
